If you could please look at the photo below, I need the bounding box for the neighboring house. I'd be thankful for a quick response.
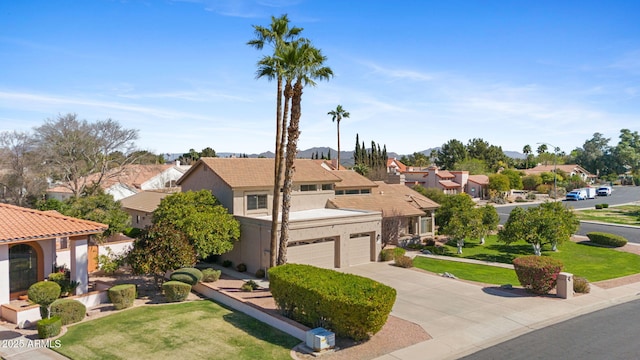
[120,190,173,229]
[327,172,439,243]
[523,164,596,183]
[47,163,190,201]
[313,159,347,171]
[387,158,407,174]
[177,158,382,273]
[0,203,107,318]
[390,162,487,199]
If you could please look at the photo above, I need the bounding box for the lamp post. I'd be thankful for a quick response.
[537,142,558,199]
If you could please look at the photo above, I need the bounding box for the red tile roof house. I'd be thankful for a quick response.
[0,203,107,324]
[177,158,383,273]
[523,164,596,184]
[390,162,489,199]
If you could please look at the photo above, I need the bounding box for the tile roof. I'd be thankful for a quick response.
[120,191,172,213]
[436,170,455,179]
[468,174,489,185]
[328,181,439,217]
[387,158,407,173]
[0,203,108,243]
[331,170,379,190]
[312,159,348,170]
[523,164,593,176]
[181,158,342,188]
[439,180,461,188]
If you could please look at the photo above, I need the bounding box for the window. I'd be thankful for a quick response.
[322,184,333,191]
[345,189,359,195]
[9,244,38,293]
[247,194,268,210]
[361,189,371,194]
[300,184,317,191]
[335,190,345,195]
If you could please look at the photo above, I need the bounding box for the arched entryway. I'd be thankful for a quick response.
[9,242,44,297]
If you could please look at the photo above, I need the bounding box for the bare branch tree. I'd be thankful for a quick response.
[381,209,403,248]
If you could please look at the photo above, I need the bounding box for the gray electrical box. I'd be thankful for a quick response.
[305,327,335,351]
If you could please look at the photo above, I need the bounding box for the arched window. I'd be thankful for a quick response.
[9,244,38,293]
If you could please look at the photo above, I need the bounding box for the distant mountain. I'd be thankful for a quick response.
[504,151,525,159]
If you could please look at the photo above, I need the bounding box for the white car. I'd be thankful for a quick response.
[597,186,612,196]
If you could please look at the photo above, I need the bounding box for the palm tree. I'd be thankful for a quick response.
[277,41,333,265]
[522,144,532,169]
[248,15,304,268]
[327,105,350,169]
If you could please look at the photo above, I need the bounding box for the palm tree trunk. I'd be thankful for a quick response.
[269,76,284,268]
[336,119,340,169]
[278,81,302,265]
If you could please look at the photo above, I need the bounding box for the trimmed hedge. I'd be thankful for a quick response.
[379,248,395,261]
[108,284,136,310]
[513,256,563,295]
[37,316,62,339]
[162,281,191,302]
[586,232,627,247]
[50,299,86,325]
[170,267,203,285]
[201,268,221,282]
[28,281,61,318]
[269,264,396,341]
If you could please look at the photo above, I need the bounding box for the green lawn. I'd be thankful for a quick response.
[574,205,640,226]
[55,300,299,360]
[416,235,640,283]
[413,257,521,285]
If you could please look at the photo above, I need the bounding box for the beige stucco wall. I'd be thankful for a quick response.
[180,164,235,212]
[125,209,153,229]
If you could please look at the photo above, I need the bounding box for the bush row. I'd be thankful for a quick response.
[269,264,396,341]
[594,203,609,209]
[586,232,627,247]
[512,256,563,295]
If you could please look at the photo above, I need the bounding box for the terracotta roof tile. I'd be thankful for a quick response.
[0,203,108,243]
[468,174,489,185]
[183,158,342,188]
[439,180,461,188]
[331,171,379,190]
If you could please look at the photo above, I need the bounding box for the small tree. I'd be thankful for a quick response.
[28,281,61,319]
[127,223,197,287]
[478,205,499,245]
[441,207,482,254]
[62,190,130,240]
[488,173,511,199]
[498,201,578,255]
[381,209,402,247]
[152,190,240,259]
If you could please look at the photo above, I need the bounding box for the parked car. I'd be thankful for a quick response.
[597,186,612,196]
[566,189,587,201]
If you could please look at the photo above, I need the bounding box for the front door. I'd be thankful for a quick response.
[9,243,39,294]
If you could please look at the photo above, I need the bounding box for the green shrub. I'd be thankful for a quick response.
[255,269,266,279]
[241,280,259,292]
[269,264,396,341]
[37,316,62,339]
[514,196,527,203]
[602,203,609,208]
[573,276,591,294]
[421,245,450,255]
[394,255,414,268]
[98,248,124,275]
[28,281,61,318]
[526,192,537,200]
[201,268,221,282]
[108,284,136,310]
[424,239,436,246]
[222,260,233,268]
[170,267,203,285]
[586,232,628,247]
[123,227,145,238]
[595,204,603,209]
[236,263,247,272]
[50,299,86,325]
[48,271,79,296]
[379,248,395,261]
[162,281,191,302]
[393,247,406,259]
[512,256,563,295]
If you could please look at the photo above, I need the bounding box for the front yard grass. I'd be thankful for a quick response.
[574,205,640,226]
[54,300,299,360]
[413,257,521,285]
[416,235,640,283]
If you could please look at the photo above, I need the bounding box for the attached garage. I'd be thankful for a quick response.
[348,233,373,266]
[287,237,336,269]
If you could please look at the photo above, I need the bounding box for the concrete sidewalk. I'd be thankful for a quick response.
[340,261,640,360]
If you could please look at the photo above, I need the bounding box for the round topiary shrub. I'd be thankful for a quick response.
[28,281,62,319]
[586,232,628,247]
[379,248,395,261]
[108,284,136,310]
[170,267,203,285]
[162,281,191,302]
[255,269,266,279]
[240,280,259,292]
[236,263,247,272]
[201,268,221,283]
[393,247,406,260]
[513,256,563,295]
[50,298,86,325]
[37,316,62,339]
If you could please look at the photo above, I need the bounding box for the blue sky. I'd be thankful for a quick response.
[1,1,639,157]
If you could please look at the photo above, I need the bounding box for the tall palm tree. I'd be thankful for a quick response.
[248,15,303,268]
[277,41,333,265]
[522,144,532,169]
[327,105,349,169]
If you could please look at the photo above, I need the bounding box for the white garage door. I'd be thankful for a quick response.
[348,235,372,266]
[287,238,335,268]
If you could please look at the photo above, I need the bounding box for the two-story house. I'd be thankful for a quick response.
[177,158,382,273]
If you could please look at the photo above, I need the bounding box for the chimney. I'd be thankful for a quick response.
[175,160,181,166]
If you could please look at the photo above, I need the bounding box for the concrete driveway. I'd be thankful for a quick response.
[340,260,640,360]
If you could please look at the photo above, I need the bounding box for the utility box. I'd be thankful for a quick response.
[305,327,335,351]
[557,272,573,299]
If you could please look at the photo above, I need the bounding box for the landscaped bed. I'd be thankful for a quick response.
[574,205,640,226]
[54,300,299,360]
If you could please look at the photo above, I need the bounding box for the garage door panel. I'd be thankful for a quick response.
[288,241,335,268]
[348,236,372,266]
